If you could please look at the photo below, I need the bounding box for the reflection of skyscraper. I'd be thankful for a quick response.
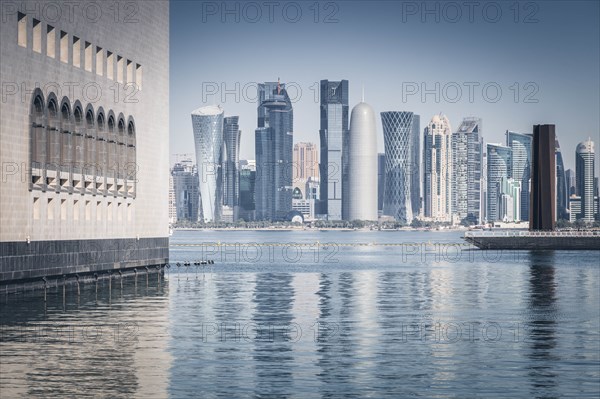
[380,111,414,223]
[255,81,293,221]
[452,117,483,224]
[223,116,241,220]
[555,139,568,221]
[191,105,224,222]
[575,138,595,222]
[423,114,452,222]
[347,100,378,221]
[487,143,512,222]
[530,124,556,231]
[506,131,532,221]
[319,80,349,220]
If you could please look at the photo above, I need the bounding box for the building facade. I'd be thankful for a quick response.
[255,82,293,221]
[347,101,378,221]
[0,1,169,284]
[506,131,531,222]
[497,177,521,222]
[318,80,349,221]
[486,143,512,222]
[423,114,453,222]
[191,105,224,223]
[411,114,421,218]
[575,138,596,222]
[293,142,319,182]
[377,153,386,215]
[223,116,241,221]
[452,117,483,224]
[555,139,568,221]
[238,160,256,221]
[530,124,556,230]
[380,111,414,224]
[171,162,200,223]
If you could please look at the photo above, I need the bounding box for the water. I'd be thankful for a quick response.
[1,230,599,398]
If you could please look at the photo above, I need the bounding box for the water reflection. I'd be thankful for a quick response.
[527,251,559,399]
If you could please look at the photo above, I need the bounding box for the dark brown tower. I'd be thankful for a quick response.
[529,124,556,230]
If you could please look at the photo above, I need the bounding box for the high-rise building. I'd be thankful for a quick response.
[293,142,319,182]
[239,160,256,221]
[566,168,576,196]
[171,162,200,222]
[555,139,568,221]
[169,174,177,224]
[486,143,512,222]
[380,111,415,223]
[255,81,294,221]
[191,105,224,222]
[223,116,241,220]
[530,124,556,231]
[506,131,532,221]
[318,80,349,220]
[497,177,521,222]
[347,99,378,221]
[411,114,421,218]
[423,114,453,222]
[377,153,386,215]
[575,138,595,222]
[452,117,483,224]
[0,2,169,282]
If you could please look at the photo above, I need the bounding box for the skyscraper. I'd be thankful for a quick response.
[191,105,224,222]
[293,142,319,182]
[223,116,241,220]
[575,138,595,222]
[377,153,386,214]
[555,139,568,221]
[411,114,421,218]
[171,162,200,222]
[380,111,414,223]
[239,160,256,221]
[486,143,512,222]
[347,99,378,221]
[506,131,531,221]
[255,81,294,221]
[423,114,452,222]
[452,117,483,224]
[318,80,349,220]
[566,168,576,196]
[530,124,556,231]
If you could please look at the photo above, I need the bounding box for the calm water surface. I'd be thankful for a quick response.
[1,230,599,398]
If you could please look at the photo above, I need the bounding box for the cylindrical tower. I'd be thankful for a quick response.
[347,101,378,221]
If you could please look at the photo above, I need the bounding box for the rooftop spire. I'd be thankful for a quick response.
[361,84,364,102]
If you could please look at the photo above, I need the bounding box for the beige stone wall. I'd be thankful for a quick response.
[0,1,169,242]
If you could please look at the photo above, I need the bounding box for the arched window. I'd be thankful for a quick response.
[292,187,303,200]
[117,115,126,182]
[126,117,136,197]
[46,95,61,169]
[72,103,84,177]
[60,98,72,168]
[96,108,107,193]
[106,113,117,185]
[30,90,46,188]
[84,105,96,179]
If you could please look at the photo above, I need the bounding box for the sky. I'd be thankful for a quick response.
[169,0,600,173]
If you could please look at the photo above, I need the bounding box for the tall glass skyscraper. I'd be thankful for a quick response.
[380,111,414,223]
[255,82,294,221]
[319,80,349,220]
[555,139,568,221]
[191,105,224,222]
[423,114,452,222]
[223,116,241,220]
[486,143,512,222]
[506,131,532,221]
[452,117,483,224]
[576,138,595,222]
[411,114,421,218]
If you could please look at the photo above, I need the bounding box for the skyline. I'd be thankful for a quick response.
[170,0,600,174]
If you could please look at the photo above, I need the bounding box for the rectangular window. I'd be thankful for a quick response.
[85,200,91,221]
[96,46,103,76]
[117,56,123,83]
[46,25,55,58]
[73,36,80,67]
[32,19,41,53]
[60,31,68,63]
[84,41,92,72]
[33,197,40,220]
[61,199,67,220]
[107,51,114,80]
[126,60,133,84]
[73,199,79,221]
[18,13,27,47]
[136,64,143,90]
[47,198,54,220]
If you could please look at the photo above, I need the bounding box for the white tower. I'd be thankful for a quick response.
[347,100,378,221]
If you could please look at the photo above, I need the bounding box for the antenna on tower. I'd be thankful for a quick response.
[361,85,365,102]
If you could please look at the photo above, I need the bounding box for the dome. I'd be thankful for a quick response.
[576,139,595,154]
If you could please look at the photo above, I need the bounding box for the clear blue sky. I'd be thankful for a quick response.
[169,0,599,173]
